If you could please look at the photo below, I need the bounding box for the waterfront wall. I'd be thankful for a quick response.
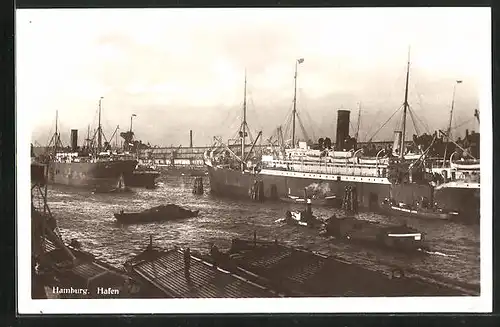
[137,141,407,163]
[138,143,261,166]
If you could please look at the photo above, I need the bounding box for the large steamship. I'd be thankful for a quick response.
[36,102,138,192]
[205,56,480,221]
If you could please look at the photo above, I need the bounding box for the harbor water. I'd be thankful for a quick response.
[46,175,480,287]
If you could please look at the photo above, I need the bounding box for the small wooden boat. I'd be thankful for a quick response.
[114,204,199,224]
[124,170,161,189]
[380,199,459,220]
[322,215,424,251]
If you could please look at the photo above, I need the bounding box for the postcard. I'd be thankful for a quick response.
[17,7,492,314]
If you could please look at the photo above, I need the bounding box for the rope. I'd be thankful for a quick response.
[367,105,403,142]
[298,89,318,141]
[296,111,310,142]
[282,106,293,143]
[450,117,476,131]
[301,106,317,141]
[247,89,264,134]
[407,106,421,137]
[408,105,431,135]
[410,134,437,169]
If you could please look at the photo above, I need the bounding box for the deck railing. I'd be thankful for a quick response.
[262,160,388,178]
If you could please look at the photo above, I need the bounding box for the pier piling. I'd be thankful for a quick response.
[192,177,204,194]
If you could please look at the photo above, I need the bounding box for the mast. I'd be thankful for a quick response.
[86,125,90,149]
[443,80,462,165]
[55,110,58,140]
[292,58,304,148]
[53,110,59,155]
[355,102,362,142]
[97,97,103,153]
[400,48,411,159]
[241,70,247,171]
[292,61,298,148]
[115,125,119,149]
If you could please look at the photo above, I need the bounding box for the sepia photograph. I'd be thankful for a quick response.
[17,7,491,313]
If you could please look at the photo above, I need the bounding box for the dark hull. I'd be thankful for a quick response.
[324,217,423,251]
[47,160,137,192]
[434,187,480,222]
[207,166,478,220]
[208,166,392,210]
[124,171,160,188]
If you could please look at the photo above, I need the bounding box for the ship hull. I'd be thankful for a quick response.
[207,166,478,221]
[208,166,396,210]
[47,160,137,191]
[124,171,160,188]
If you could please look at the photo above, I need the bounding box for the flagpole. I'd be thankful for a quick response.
[400,48,410,159]
[98,97,103,153]
[241,70,247,171]
[292,58,304,148]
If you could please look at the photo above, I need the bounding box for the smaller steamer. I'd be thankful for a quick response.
[276,197,323,228]
[322,215,423,251]
[322,186,425,252]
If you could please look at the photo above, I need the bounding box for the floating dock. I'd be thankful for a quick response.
[125,244,279,298]
[125,236,479,298]
[219,238,478,297]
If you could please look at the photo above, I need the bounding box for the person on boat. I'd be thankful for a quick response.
[305,198,313,218]
[421,197,429,209]
[120,209,124,214]
[210,243,222,265]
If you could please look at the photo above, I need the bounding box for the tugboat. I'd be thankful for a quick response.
[114,204,199,224]
[124,164,161,189]
[322,186,425,252]
[119,118,161,189]
[276,197,324,228]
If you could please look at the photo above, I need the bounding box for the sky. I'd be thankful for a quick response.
[17,8,490,148]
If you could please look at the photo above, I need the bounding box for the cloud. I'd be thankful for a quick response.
[18,8,489,147]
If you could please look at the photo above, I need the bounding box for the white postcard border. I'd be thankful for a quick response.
[16,7,492,314]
